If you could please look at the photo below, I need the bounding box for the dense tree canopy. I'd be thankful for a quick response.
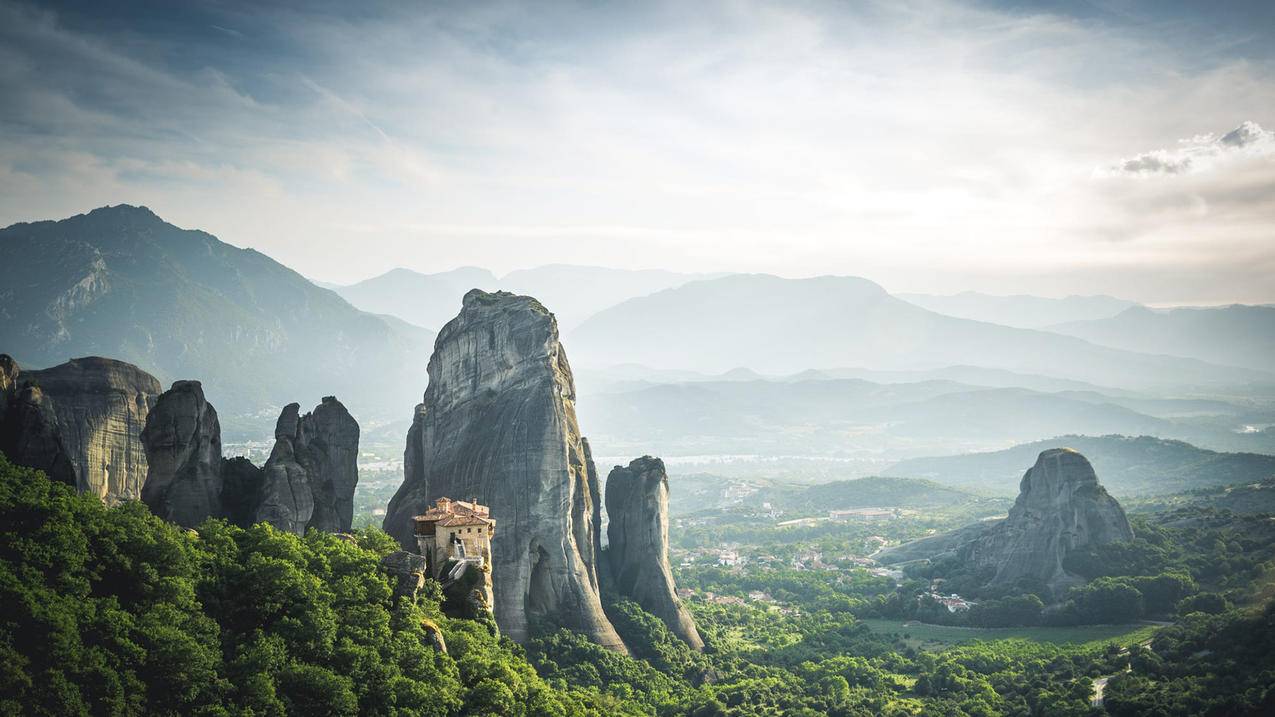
[3,453,1273,716]
[0,454,619,716]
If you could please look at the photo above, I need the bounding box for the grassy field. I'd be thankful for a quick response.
[860,618,1160,651]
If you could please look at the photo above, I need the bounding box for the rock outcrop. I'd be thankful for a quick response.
[879,448,1134,599]
[383,289,625,651]
[0,354,160,501]
[966,448,1133,596]
[137,386,358,535]
[604,457,704,650]
[140,381,223,527]
[256,397,360,534]
[382,550,431,602]
[1,356,76,486]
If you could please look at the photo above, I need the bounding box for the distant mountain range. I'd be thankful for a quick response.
[566,274,1270,390]
[326,267,499,332]
[579,375,1275,462]
[898,291,1139,328]
[1049,304,1275,372]
[0,205,432,428]
[3,205,1272,456]
[776,476,1004,514]
[883,435,1275,497]
[327,264,715,331]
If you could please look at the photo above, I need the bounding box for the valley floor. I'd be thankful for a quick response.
[859,618,1160,651]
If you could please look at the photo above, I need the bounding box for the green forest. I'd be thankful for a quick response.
[3,454,1274,715]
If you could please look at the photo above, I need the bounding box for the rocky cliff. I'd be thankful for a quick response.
[879,448,1134,598]
[383,289,625,650]
[256,398,360,534]
[140,381,223,527]
[604,457,704,650]
[966,448,1133,596]
[0,354,159,501]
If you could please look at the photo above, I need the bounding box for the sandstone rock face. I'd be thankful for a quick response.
[605,457,704,650]
[0,355,159,501]
[256,397,360,535]
[966,448,1133,597]
[878,448,1133,599]
[0,361,77,487]
[383,289,625,650]
[304,397,360,532]
[141,381,223,527]
[0,355,17,395]
[582,437,607,588]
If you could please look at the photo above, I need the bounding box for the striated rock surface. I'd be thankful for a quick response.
[0,354,159,501]
[880,448,1134,599]
[604,457,704,650]
[256,397,360,535]
[966,448,1133,596]
[141,381,223,527]
[383,289,625,650]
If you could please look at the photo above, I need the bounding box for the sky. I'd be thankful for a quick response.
[1,0,1273,304]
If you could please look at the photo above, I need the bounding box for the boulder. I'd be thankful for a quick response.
[381,550,430,602]
[383,289,626,651]
[605,456,703,650]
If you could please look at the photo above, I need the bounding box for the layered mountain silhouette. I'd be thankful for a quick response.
[899,291,1138,329]
[578,376,1274,459]
[1049,304,1275,372]
[328,263,714,331]
[884,434,1275,497]
[567,274,1269,389]
[0,205,433,423]
[328,267,500,331]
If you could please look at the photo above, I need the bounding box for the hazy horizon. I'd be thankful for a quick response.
[3,0,1274,305]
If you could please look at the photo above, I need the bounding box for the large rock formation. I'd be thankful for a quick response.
[383,289,625,650]
[967,448,1133,596]
[138,386,358,535]
[605,457,704,650]
[1,356,76,486]
[0,354,160,501]
[879,448,1134,598]
[256,398,360,534]
[140,381,223,527]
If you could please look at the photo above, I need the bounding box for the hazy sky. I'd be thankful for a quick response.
[2,0,1273,304]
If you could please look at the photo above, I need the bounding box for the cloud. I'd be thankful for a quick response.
[1109,120,1274,175]
[1,0,1274,303]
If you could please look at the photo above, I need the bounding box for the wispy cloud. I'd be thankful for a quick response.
[1108,121,1275,176]
[0,0,1273,303]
